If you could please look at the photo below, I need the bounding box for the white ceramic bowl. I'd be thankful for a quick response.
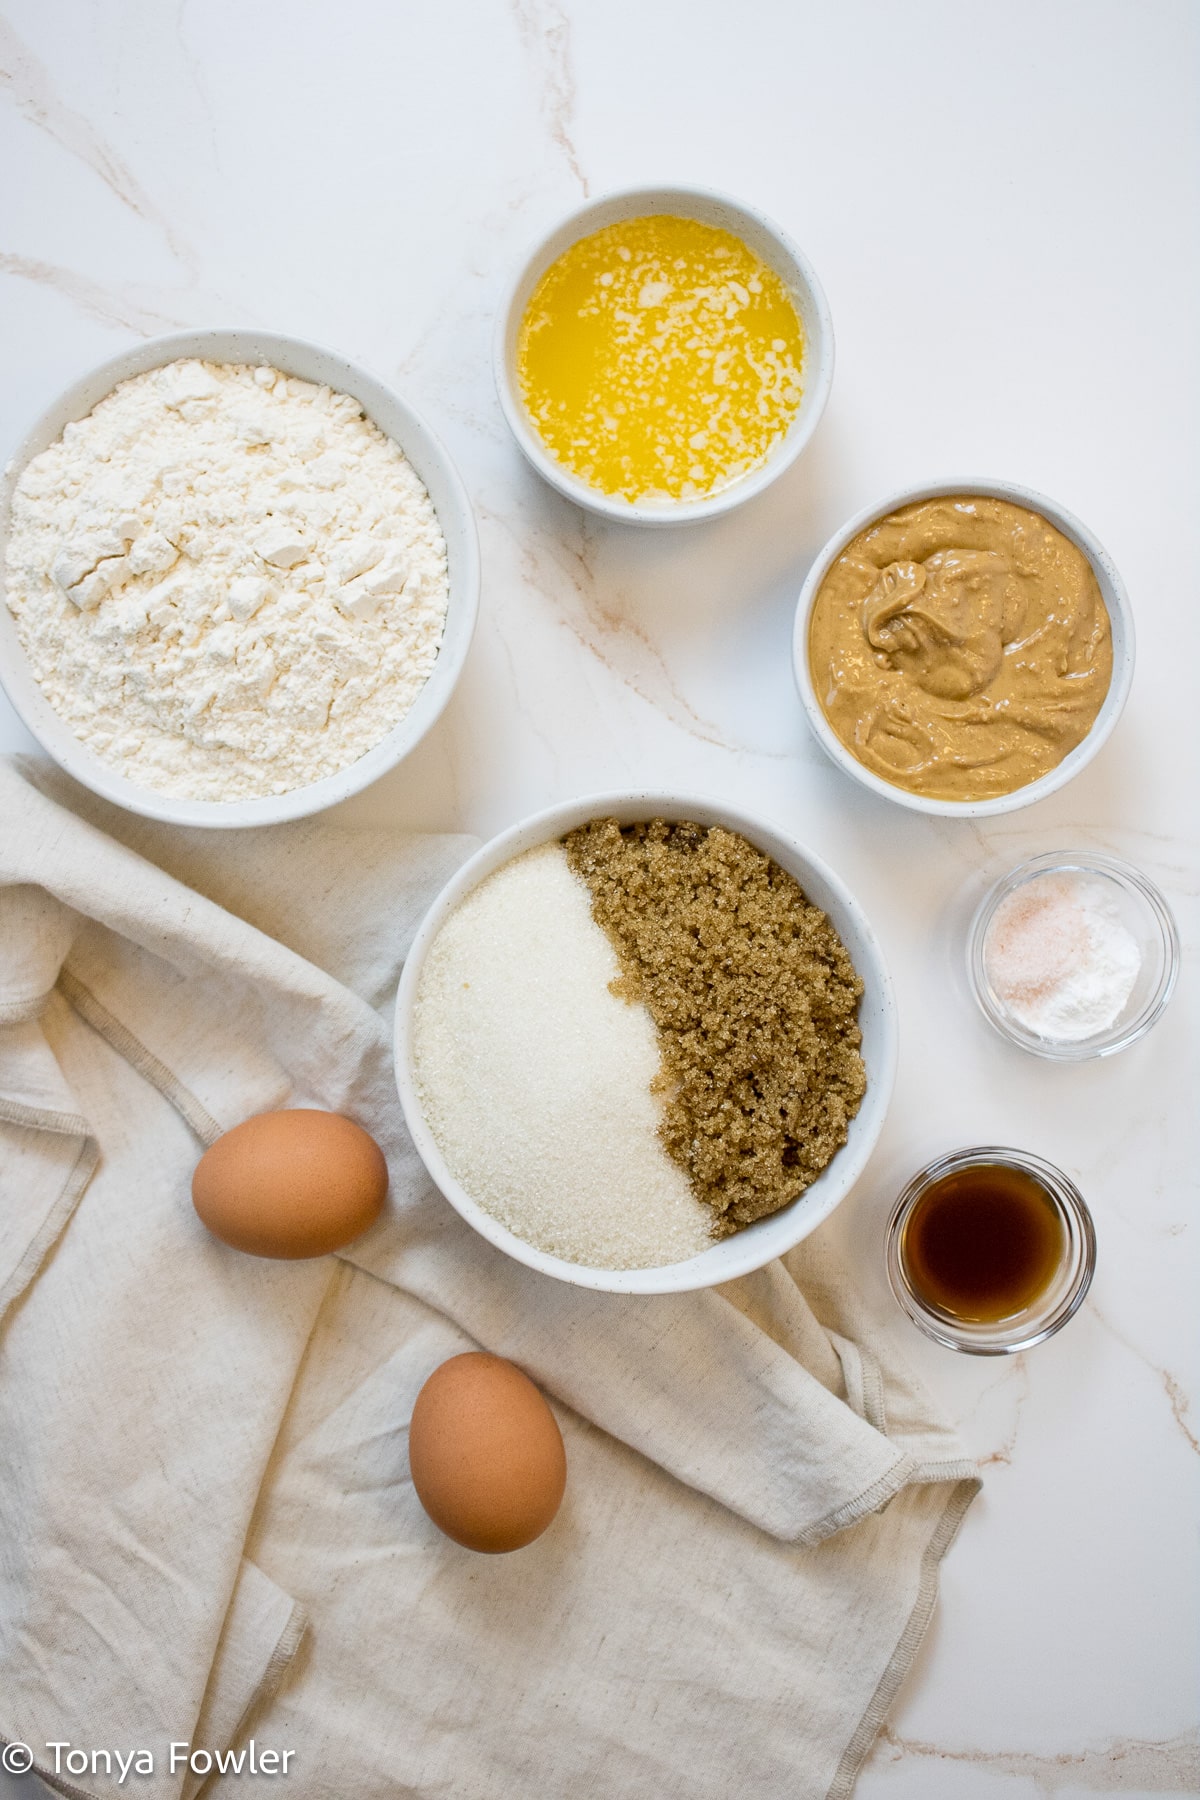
[792,479,1135,818]
[0,328,479,828]
[394,792,897,1294]
[494,185,834,526]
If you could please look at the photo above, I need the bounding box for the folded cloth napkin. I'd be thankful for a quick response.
[0,756,978,1800]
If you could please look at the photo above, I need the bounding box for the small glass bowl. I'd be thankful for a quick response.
[886,1146,1097,1354]
[966,851,1180,1060]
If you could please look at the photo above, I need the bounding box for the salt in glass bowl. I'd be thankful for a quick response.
[394,790,896,1295]
[967,851,1180,1060]
[494,185,834,526]
[886,1145,1097,1355]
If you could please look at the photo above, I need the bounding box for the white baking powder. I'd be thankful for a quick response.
[4,359,449,800]
[413,842,716,1270]
[983,870,1142,1041]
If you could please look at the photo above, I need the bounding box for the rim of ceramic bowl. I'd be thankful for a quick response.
[0,328,480,829]
[394,790,898,1295]
[493,184,835,527]
[791,478,1135,818]
[885,1144,1097,1354]
[966,850,1181,1060]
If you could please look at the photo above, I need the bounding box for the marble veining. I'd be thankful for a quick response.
[958,1355,1031,1470]
[509,0,589,194]
[0,14,196,275]
[0,250,185,336]
[490,501,741,751]
[1090,1300,1198,1458]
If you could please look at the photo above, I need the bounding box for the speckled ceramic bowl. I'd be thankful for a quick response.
[0,328,479,828]
[792,479,1135,818]
[394,791,897,1295]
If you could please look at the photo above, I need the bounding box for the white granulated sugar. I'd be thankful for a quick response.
[984,871,1142,1042]
[4,359,449,800]
[413,842,715,1271]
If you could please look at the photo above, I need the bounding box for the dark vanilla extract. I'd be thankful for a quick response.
[901,1163,1066,1323]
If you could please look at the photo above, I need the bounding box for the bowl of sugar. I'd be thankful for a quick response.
[0,329,479,828]
[394,792,897,1294]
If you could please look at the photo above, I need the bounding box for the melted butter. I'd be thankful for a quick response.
[517,214,805,504]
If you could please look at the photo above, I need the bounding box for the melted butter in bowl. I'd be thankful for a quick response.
[495,186,835,526]
[517,214,806,505]
[806,494,1115,804]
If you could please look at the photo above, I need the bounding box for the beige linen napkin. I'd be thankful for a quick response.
[0,756,978,1800]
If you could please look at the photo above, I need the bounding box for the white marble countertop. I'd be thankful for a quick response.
[1,2,1197,1795]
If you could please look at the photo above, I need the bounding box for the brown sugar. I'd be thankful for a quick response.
[563,819,867,1233]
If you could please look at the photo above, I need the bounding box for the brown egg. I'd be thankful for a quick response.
[192,1109,388,1259]
[409,1353,567,1553]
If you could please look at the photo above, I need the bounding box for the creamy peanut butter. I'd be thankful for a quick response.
[807,496,1113,801]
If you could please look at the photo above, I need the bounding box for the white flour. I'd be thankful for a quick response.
[4,359,449,801]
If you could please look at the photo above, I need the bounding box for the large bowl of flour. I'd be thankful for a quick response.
[394,792,898,1295]
[0,329,478,826]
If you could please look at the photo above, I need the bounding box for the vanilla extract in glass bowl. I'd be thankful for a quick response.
[886,1147,1096,1354]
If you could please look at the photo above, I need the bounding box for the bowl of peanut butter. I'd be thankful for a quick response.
[793,481,1134,815]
